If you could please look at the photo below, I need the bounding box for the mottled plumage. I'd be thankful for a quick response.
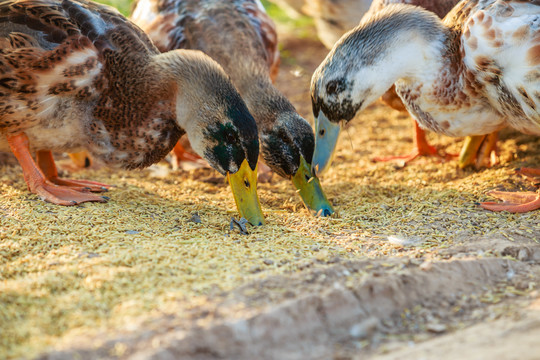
[131,0,334,215]
[312,0,540,212]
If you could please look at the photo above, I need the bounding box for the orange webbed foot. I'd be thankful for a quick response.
[480,190,540,213]
[480,167,540,213]
[37,150,110,192]
[373,144,441,163]
[373,120,454,165]
[32,181,108,205]
[171,137,206,170]
[7,134,109,206]
[516,167,540,182]
[47,177,110,193]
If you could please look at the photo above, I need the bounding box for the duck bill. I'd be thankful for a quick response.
[292,156,334,217]
[312,112,342,176]
[227,159,265,226]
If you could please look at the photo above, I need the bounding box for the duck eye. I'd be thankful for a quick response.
[326,78,345,95]
[319,129,326,136]
[244,178,250,188]
[304,173,310,182]
[224,129,237,143]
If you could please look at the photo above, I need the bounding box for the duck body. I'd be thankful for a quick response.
[131,0,334,216]
[369,0,462,164]
[394,1,540,137]
[0,0,182,169]
[311,0,540,212]
[0,0,266,224]
[268,0,456,50]
[304,0,373,49]
[131,0,288,170]
[313,0,540,145]
[132,0,280,82]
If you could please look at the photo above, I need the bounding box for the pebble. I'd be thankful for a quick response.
[387,235,424,247]
[426,322,447,334]
[188,213,202,224]
[518,248,530,261]
[349,317,380,339]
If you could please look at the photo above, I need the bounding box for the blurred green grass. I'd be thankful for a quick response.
[98,0,131,15]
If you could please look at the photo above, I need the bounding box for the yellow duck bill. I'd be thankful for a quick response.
[311,111,342,176]
[292,156,334,217]
[227,159,265,226]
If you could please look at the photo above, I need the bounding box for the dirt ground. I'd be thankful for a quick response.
[1,15,540,360]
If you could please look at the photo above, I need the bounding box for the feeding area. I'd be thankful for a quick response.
[1,1,540,359]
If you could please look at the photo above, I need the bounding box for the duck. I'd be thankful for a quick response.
[283,0,494,169]
[372,0,499,170]
[131,0,335,216]
[311,0,540,213]
[0,0,265,225]
[368,0,466,165]
[302,0,466,170]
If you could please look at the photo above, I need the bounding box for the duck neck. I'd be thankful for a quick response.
[392,36,448,93]
[151,50,223,132]
[381,29,447,91]
[234,71,296,134]
[341,6,450,106]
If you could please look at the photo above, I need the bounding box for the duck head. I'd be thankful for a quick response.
[310,41,395,176]
[310,5,446,175]
[155,50,265,225]
[260,111,334,217]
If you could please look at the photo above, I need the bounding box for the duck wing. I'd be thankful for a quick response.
[455,0,540,134]
[0,0,180,168]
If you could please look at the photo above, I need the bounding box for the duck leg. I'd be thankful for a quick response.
[36,150,110,192]
[480,167,540,213]
[458,133,499,169]
[172,140,201,163]
[373,120,451,164]
[170,136,207,170]
[7,133,107,205]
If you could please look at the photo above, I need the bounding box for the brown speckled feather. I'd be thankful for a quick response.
[131,0,279,80]
[0,0,182,169]
[393,0,540,136]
